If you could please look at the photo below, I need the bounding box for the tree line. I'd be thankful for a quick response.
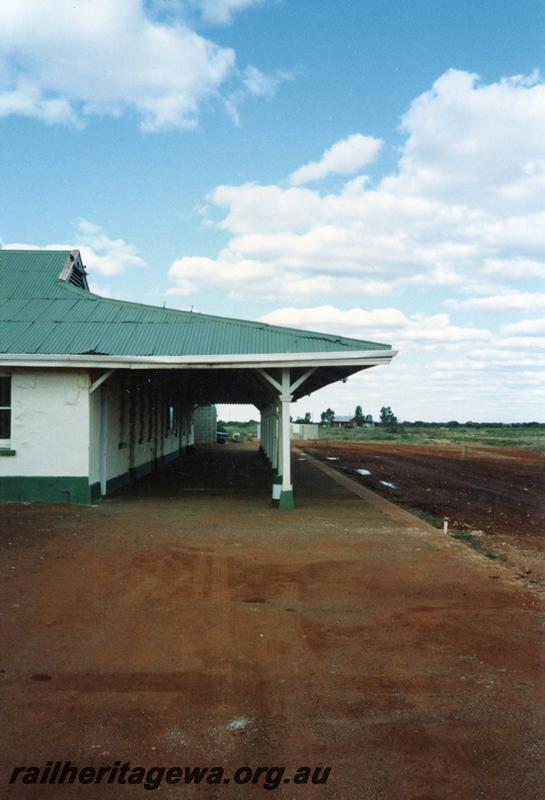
[295,409,544,429]
[293,405,398,430]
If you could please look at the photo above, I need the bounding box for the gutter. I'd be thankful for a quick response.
[0,349,397,370]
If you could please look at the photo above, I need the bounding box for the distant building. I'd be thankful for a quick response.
[290,422,319,440]
[193,404,217,444]
[331,415,356,428]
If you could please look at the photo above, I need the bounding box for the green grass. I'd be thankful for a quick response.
[450,530,499,560]
[459,655,479,665]
[316,424,545,451]
[220,419,545,451]
[221,421,258,442]
[409,511,500,561]
[413,509,446,527]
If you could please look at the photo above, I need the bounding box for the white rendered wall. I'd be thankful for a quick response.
[88,373,195,489]
[0,369,89,477]
[88,386,101,485]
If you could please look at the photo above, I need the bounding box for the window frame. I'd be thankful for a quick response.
[0,374,12,447]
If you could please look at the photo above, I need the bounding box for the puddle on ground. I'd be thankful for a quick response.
[325,457,338,461]
[355,468,372,476]
[380,480,399,489]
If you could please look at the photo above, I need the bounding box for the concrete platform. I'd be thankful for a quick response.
[1,445,543,799]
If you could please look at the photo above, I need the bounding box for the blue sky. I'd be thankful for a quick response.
[1,0,544,421]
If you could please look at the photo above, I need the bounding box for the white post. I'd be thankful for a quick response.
[99,386,108,496]
[272,401,282,505]
[271,406,278,473]
[276,368,294,509]
[277,400,283,475]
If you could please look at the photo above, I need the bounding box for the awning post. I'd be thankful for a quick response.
[273,367,294,509]
[271,406,278,474]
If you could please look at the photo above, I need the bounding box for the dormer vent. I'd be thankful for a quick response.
[59,250,90,291]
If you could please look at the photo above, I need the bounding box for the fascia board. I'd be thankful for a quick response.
[0,350,397,369]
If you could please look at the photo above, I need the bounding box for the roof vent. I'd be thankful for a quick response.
[60,251,90,291]
[68,267,87,289]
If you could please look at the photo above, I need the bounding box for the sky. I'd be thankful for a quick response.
[1,0,544,422]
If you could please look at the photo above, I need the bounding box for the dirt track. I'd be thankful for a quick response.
[1,446,544,799]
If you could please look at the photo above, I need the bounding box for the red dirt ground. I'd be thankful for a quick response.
[1,446,544,799]
[302,440,545,581]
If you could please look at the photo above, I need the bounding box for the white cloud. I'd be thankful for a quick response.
[3,219,145,278]
[0,79,77,125]
[0,0,273,130]
[168,69,545,312]
[190,0,265,25]
[483,257,545,278]
[261,305,407,329]
[164,68,545,419]
[243,65,281,97]
[448,291,545,311]
[386,69,545,211]
[502,318,545,335]
[168,255,393,300]
[224,65,294,124]
[259,305,493,347]
[288,134,383,185]
[75,219,146,276]
[252,303,545,422]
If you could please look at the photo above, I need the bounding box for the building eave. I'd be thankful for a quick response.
[0,349,397,370]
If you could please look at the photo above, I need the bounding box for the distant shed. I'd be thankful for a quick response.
[193,404,217,444]
[331,415,356,428]
[291,423,319,440]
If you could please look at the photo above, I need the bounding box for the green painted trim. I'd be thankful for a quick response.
[109,448,183,495]
[1,447,200,505]
[277,489,295,510]
[0,476,91,504]
[0,448,16,456]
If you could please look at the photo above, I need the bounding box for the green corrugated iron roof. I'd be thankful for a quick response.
[0,249,392,357]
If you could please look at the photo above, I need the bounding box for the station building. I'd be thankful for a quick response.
[0,249,396,508]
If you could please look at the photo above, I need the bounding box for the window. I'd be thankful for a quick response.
[167,402,176,435]
[0,376,11,443]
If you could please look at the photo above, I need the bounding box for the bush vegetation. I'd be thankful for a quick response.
[315,421,545,450]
